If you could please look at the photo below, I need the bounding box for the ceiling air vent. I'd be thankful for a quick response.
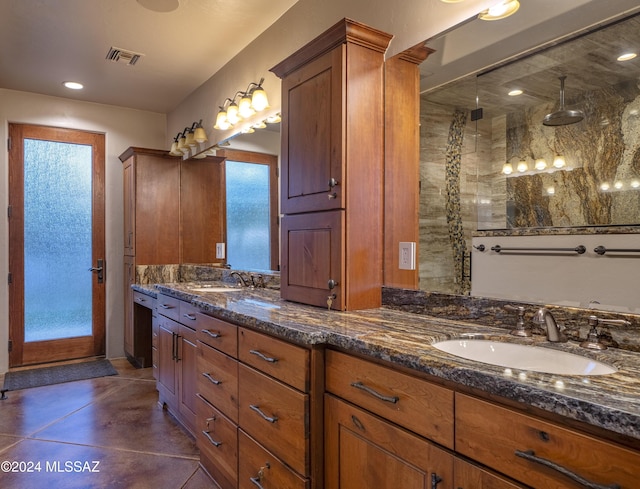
[105,47,144,66]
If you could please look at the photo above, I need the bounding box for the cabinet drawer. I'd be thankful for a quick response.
[196,314,238,357]
[157,294,181,322]
[238,364,309,476]
[454,458,525,489]
[325,350,454,448]
[455,393,640,489]
[196,394,238,489]
[133,291,153,309]
[239,327,309,392]
[178,300,200,328]
[197,341,239,423]
[238,430,309,489]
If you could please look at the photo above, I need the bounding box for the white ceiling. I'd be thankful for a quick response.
[0,0,298,113]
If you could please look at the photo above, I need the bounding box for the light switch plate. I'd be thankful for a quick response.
[216,242,225,259]
[399,242,416,270]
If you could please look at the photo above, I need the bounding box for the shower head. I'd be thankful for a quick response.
[543,76,584,126]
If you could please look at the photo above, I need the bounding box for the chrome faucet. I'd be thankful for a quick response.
[230,271,248,287]
[533,308,567,342]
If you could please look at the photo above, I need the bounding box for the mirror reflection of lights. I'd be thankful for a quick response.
[508,89,523,96]
[554,380,565,390]
[617,52,637,61]
[632,180,640,188]
[547,187,555,195]
[518,372,527,380]
[534,158,547,170]
[614,181,624,190]
[502,162,513,175]
[517,160,528,172]
[600,182,610,191]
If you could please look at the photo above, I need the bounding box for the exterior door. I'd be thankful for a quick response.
[8,124,106,366]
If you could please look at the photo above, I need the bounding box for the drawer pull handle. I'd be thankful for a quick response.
[160,303,174,309]
[201,430,222,447]
[136,297,146,303]
[202,372,221,385]
[202,329,221,338]
[249,477,266,489]
[431,473,443,489]
[182,313,196,321]
[250,463,271,489]
[515,450,621,489]
[350,381,399,404]
[249,404,278,423]
[249,349,278,363]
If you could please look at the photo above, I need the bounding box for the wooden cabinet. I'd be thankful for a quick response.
[325,350,455,489]
[325,394,453,489]
[156,294,198,435]
[454,459,525,489]
[271,19,392,311]
[455,393,640,489]
[120,147,224,367]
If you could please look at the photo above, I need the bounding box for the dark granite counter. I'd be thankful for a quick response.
[135,282,640,444]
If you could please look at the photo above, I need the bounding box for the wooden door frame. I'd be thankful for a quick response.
[8,123,106,366]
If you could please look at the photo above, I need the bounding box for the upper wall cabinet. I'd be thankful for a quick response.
[272,18,392,311]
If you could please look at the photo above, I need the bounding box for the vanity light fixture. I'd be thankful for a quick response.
[169,133,183,156]
[534,158,547,170]
[631,180,640,189]
[214,78,270,131]
[617,52,637,62]
[614,181,624,190]
[600,182,610,191]
[478,0,520,21]
[502,162,513,175]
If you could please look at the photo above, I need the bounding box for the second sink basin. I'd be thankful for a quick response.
[188,286,240,293]
[432,339,617,376]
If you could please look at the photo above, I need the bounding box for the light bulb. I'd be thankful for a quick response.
[214,110,230,130]
[553,155,566,168]
[502,163,513,175]
[479,0,520,21]
[534,158,547,170]
[517,160,528,173]
[185,130,196,147]
[226,102,240,125]
[194,126,207,143]
[238,95,255,118]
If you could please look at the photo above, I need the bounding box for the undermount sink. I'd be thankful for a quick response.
[188,286,240,293]
[432,339,617,376]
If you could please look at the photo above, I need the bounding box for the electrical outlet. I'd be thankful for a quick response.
[216,243,225,259]
[399,242,416,270]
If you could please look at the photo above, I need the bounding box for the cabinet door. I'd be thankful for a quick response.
[281,210,344,310]
[178,324,198,435]
[281,47,344,214]
[123,256,135,358]
[157,316,178,410]
[454,459,525,489]
[325,394,453,489]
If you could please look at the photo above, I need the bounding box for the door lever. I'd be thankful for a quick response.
[89,259,104,283]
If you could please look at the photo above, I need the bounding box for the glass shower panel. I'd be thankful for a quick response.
[23,139,93,341]
[225,161,270,270]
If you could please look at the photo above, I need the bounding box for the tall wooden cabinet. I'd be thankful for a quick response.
[120,147,224,367]
[271,19,392,311]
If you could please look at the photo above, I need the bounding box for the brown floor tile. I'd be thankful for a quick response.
[0,438,201,489]
[182,467,220,489]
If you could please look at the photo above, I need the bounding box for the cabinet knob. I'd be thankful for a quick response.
[327,279,338,290]
[328,177,339,188]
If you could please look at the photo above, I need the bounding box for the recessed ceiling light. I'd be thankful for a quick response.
[617,52,637,62]
[63,81,84,90]
[479,0,520,21]
[508,89,523,96]
[136,0,179,12]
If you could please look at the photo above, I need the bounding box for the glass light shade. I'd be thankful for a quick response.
[226,102,241,124]
[253,121,267,129]
[517,160,528,172]
[251,87,269,112]
[169,141,182,156]
[600,182,610,191]
[631,180,640,189]
[502,163,513,175]
[185,130,196,147]
[553,155,566,168]
[177,135,187,151]
[242,127,255,134]
[194,126,208,143]
[266,113,281,124]
[238,95,255,118]
[614,181,624,190]
[214,110,230,130]
[534,158,547,170]
[479,0,520,21]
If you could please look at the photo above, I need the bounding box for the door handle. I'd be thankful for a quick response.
[88,259,104,283]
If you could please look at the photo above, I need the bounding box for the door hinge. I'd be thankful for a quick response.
[7,137,11,152]
[8,340,12,352]
[7,273,12,284]
[7,206,11,218]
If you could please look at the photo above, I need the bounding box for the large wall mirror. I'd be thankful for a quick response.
[419,0,640,296]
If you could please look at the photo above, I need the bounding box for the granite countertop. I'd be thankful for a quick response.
[136,282,640,444]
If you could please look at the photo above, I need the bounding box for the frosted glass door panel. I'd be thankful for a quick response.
[226,161,270,270]
[23,139,93,341]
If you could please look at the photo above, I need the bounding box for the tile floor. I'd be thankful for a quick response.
[0,358,216,489]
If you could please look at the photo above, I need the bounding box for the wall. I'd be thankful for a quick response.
[0,89,166,373]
